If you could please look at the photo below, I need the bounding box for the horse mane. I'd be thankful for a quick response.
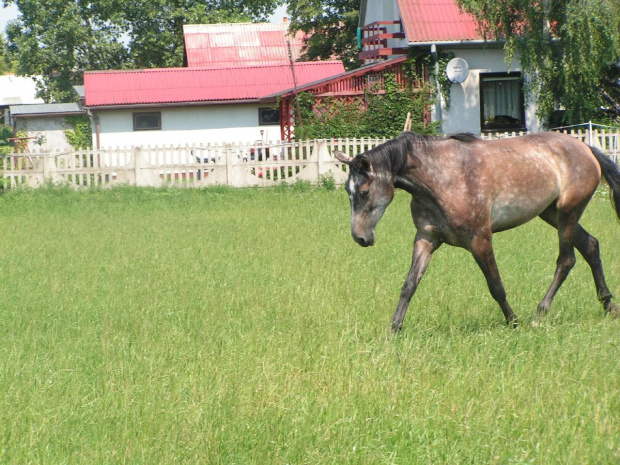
[362,132,479,175]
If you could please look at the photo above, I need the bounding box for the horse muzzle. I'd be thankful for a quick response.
[352,231,375,247]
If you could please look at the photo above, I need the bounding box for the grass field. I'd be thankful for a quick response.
[1,184,619,464]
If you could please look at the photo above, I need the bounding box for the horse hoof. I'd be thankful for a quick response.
[605,302,620,319]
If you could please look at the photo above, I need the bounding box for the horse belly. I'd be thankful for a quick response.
[490,188,558,232]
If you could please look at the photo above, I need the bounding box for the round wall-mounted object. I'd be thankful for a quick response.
[446,57,470,84]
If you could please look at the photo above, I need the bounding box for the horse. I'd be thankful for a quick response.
[333,131,620,332]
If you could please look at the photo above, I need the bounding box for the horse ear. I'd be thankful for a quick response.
[359,155,372,173]
[333,150,352,164]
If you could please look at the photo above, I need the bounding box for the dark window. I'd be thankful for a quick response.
[133,112,161,131]
[480,73,525,132]
[259,108,280,125]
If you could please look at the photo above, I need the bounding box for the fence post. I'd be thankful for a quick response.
[134,146,141,186]
[43,153,50,179]
[317,139,325,175]
[226,145,233,186]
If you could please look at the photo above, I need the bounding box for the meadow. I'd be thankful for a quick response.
[0,184,619,464]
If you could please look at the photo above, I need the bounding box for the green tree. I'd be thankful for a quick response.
[456,0,620,125]
[287,0,361,70]
[4,0,129,101]
[3,0,283,102]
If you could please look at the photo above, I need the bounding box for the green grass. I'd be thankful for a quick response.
[1,184,619,464]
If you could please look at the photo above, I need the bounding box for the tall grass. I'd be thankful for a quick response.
[0,185,619,464]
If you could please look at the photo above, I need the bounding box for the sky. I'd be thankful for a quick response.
[1,3,288,33]
[0,3,18,32]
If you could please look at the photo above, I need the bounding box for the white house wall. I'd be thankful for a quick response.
[94,104,281,149]
[435,47,540,134]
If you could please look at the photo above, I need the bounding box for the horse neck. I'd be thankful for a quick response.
[391,144,435,195]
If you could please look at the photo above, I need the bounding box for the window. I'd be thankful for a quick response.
[259,108,280,125]
[480,73,525,132]
[133,112,161,131]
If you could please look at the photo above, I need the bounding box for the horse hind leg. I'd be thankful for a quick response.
[572,224,619,317]
[535,204,593,323]
[469,232,518,327]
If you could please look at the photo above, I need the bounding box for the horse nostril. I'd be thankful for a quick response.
[352,234,374,247]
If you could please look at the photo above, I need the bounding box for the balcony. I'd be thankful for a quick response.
[359,21,409,65]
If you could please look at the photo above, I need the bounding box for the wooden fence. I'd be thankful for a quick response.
[2,131,618,191]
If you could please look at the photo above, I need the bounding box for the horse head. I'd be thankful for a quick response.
[333,150,394,247]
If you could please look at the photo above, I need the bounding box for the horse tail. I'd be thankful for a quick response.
[590,145,620,220]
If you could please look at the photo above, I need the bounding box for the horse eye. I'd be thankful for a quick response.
[360,189,370,197]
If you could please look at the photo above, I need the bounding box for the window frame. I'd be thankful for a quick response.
[258,107,280,126]
[479,72,526,133]
[133,112,162,131]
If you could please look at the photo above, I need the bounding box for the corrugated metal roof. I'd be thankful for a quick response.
[397,0,483,43]
[10,102,84,116]
[73,85,85,99]
[84,62,345,107]
[183,22,306,68]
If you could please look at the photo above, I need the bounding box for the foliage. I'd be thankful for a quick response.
[408,48,455,110]
[64,116,92,150]
[0,32,16,74]
[0,186,619,462]
[4,0,129,102]
[287,0,361,70]
[3,0,284,102]
[0,124,13,155]
[456,0,620,125]
[295,64,439,139]
[318,172,336,190]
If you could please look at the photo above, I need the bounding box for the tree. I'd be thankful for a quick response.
[287,0,361,70]
[1,33,10,74]
[3,0,283,102]
[4,0,130,101]
[455,0,620,125]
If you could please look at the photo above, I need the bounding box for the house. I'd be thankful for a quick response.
[8,102,86,153]
[358,0,541,134]
[83,61,345,149]
[83,22,345,149]
[0,75,44,126]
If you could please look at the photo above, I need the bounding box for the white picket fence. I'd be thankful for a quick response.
[482,128,619,163]
[1,138,391,190]
[2,131,618,191]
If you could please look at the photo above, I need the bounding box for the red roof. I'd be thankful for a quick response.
[83,62,345,107]
[397,0,483,43]
[184,23,306,68]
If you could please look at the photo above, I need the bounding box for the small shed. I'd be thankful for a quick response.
[9,102,86,153]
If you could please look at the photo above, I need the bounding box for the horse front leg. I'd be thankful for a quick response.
[391,234,441,333]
